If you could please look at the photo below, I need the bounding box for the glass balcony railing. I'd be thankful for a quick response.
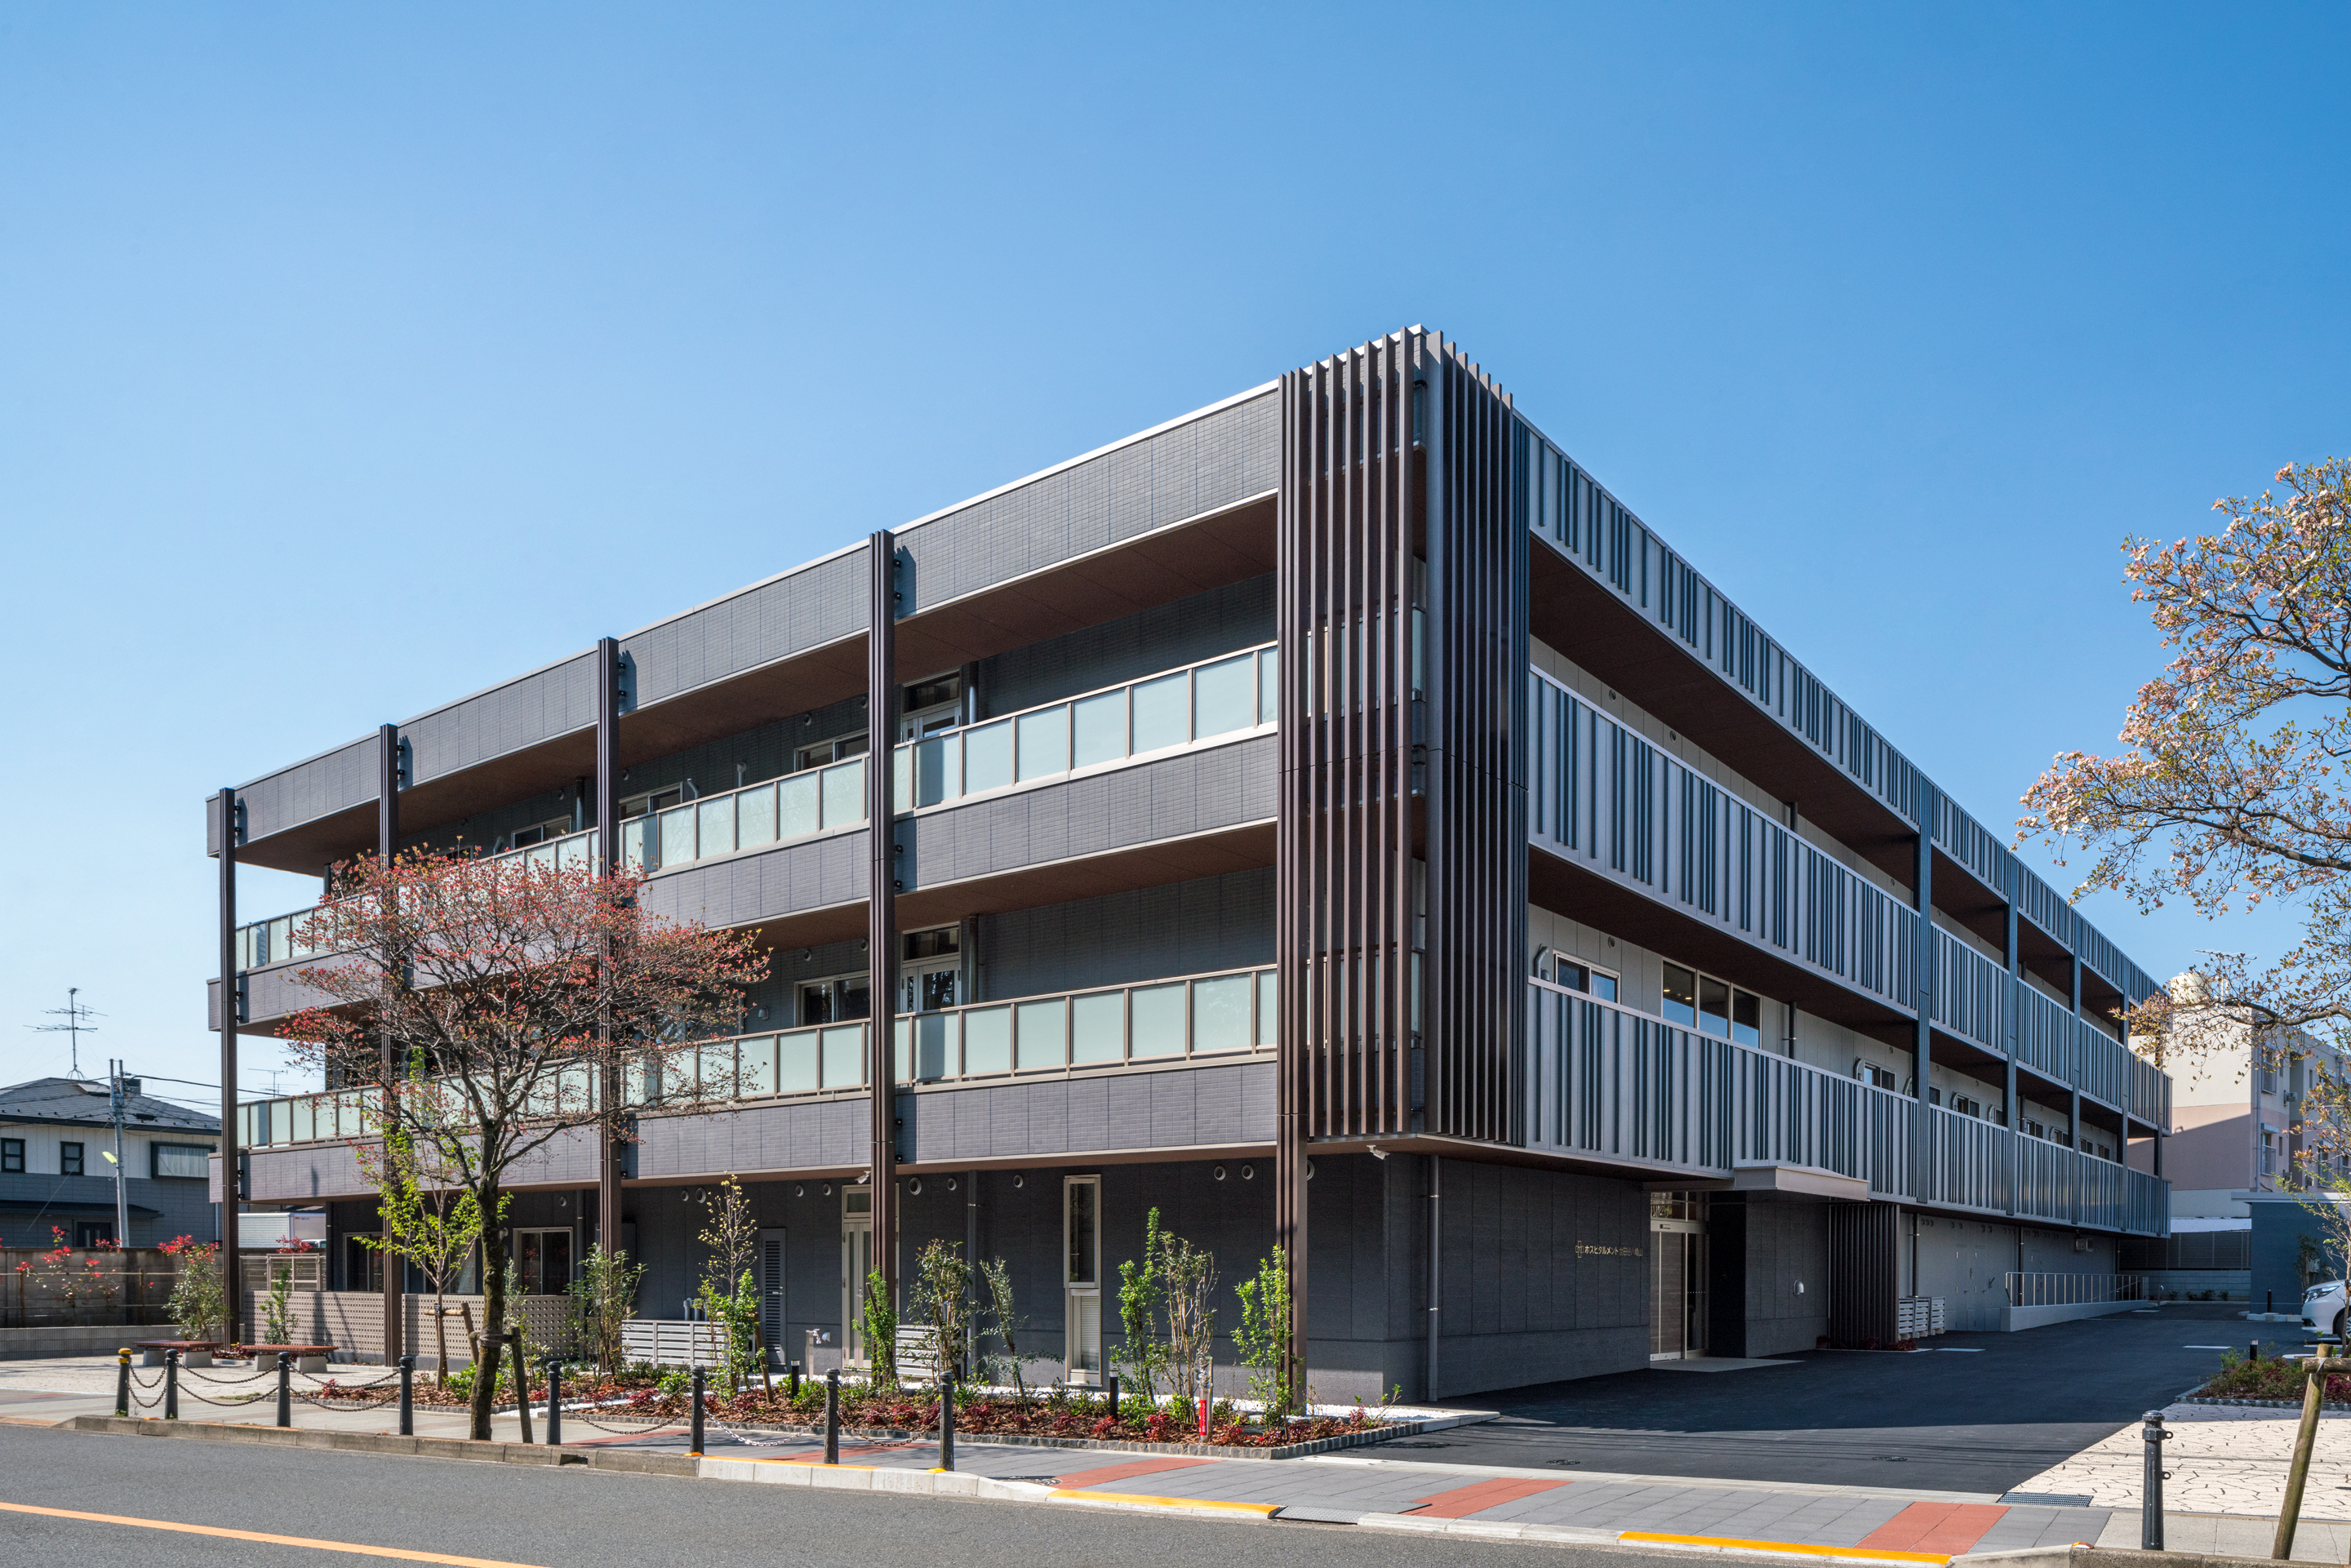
[893,965,1275,1081]
[621,758,867,876]
[892,645,1277,811]
[234,828,601,970]
[238,965,1276,1148]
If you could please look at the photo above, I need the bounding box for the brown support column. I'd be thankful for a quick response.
[216,787,242,1348]
[595,637,624,1269]
[377,724,404,1360]
[866,532,900,1308]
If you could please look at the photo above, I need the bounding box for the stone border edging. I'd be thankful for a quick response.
[2178,1397,2351,1411]
[65,1415,696,1476]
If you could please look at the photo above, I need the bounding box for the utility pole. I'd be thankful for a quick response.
[108,1059,130,1246]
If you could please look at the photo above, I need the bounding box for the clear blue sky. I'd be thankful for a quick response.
[4,4,2344,1105]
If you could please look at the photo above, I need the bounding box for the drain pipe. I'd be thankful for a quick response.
[1427,1155,1442,1402]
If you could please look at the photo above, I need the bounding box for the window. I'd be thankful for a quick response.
[73,1220,113,1248]
[514,1229,573,1295]
[60,1142,83,1177]
[1662,962,1764,1046]
[898,672,963,740]
[1,1139,20,1174]
[801,975,869,1025]
[2026,1118,2046,1139]
[796,735,867,772]
[1064,1176,1102,1383]
[620,787,684,821]
[1853,1062,1895,1091]
[1549,956,1620,1002]
[344,1235,383,1294]
[1951,1095,1982,1118]
[901,926,961,1014]
[152,1144,211,1179]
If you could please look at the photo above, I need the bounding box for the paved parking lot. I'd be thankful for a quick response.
[1402,1304,2253,1493]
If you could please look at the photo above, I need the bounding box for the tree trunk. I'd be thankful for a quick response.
[433,1292,449,1384]
[469,1197,509,1441]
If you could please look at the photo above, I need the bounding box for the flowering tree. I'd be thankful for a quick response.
[2021,457,2351,1069]
[283,845,766,1440]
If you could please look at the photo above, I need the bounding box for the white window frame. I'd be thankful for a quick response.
[1064,1175,1102,1384]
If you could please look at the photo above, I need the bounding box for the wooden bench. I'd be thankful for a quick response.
[132,1340,227,1368]
[236,1343,334,1373]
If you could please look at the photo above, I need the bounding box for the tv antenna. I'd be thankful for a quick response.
[28,988,102,1078]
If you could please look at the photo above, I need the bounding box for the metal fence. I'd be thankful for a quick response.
[2004,1272,2149,1307]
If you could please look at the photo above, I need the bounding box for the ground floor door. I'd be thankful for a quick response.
[1651,1195,1709,1361]
[842,1188,873,1365]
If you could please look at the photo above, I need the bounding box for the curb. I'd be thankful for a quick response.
[1359,1511,1618,1544]
[65,1415,696,1476]
[1622,1531,1951,1564]
[2177,1397,2351,1412]
[1050,1488,1277,1520]
[696,1456,1054,1503]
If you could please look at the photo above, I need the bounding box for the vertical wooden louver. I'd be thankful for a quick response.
[1275,331,1528,1362]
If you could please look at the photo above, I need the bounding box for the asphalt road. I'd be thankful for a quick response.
[0,1424,1788,1568]
[1408,1304,2258,1494]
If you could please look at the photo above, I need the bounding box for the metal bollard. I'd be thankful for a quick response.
[164,1348,179,1420]
[824,1369,839,1464]
[2140,1410,2171,1549]
[398,1355,414,1437]
[1106,1374,1120,1422]
[276,1352,292,1428]
[688,1365,705,1457]
[940,1380,954,1472]
[2251,1340,2261,1361]
[544,1359,562,1448]
[789,1361,801,1399]
[115,1348,131,1418]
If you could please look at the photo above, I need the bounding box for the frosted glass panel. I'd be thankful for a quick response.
[1072,690,1126,769]
[913,1013,954,1081]
[820,1025,864,1088]
[1259,648,1279,725]
[913,734,959,806]
[777,1031,820,1095]
[821,760,864,827]
[698,797,735,859]
[558,832,593,872]
[1016,707,1069,781]
[622,818,647,872]
[1016,1001,1066,1069]
[1071,993,1125,1064]
[739,784,777,846]
[962,1007,1012,1074]
[778,773,820,838]
[1193,655,1254,739]
[738,1036,776,1097]
[1191,975,1252,1052]
[1130,984,1186,1058]
[964,721,1013,793]
[659,807,695,868]
[1256,971,1279,1044]
[1131,673,1189,753]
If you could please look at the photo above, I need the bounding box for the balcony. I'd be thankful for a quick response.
[622,762,865,875]
[235,965,1276,1153]
[1522,977,2169,1234]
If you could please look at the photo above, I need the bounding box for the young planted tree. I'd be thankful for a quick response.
[907,1239,972,1387]
[974,1255,1028,1394]
[695,1175,762,1395]
[569,1243,646,1374]
[285,845,765,1440]
[1233,1248,1295,1416]
[858,1268,899,1389]
[2022,457,2351,1068]
[354,1129,495,1384]
[1158,1228,1219,1415]
[1113,1206,1168,1402]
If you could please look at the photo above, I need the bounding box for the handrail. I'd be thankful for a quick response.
[236,965,1277,1148]
[2004,1272,2148,1308]
[891,643,1277,812]
[234,828,601,970]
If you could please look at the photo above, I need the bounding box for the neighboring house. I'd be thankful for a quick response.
[2128,984,2349,1223]
[209,327,2174,1393]
[0,1077,220,1248]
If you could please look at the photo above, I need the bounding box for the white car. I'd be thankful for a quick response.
[2304,1280,2346,1339]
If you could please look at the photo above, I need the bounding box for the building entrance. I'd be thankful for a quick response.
[1650,1194,1709,1360]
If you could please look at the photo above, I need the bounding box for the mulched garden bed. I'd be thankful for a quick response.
[2189,1357,2351,1406]
[362,1372,1400,1451]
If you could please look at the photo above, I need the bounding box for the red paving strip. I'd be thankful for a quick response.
[1055,1456,1223,1490]
[1401,1476,1571,1519]
[1855,1502,2011,1555]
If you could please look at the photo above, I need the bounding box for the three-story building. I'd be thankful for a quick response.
[208,327,2171,1394]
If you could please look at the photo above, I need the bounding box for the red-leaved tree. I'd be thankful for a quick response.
[284,846,766,1440]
